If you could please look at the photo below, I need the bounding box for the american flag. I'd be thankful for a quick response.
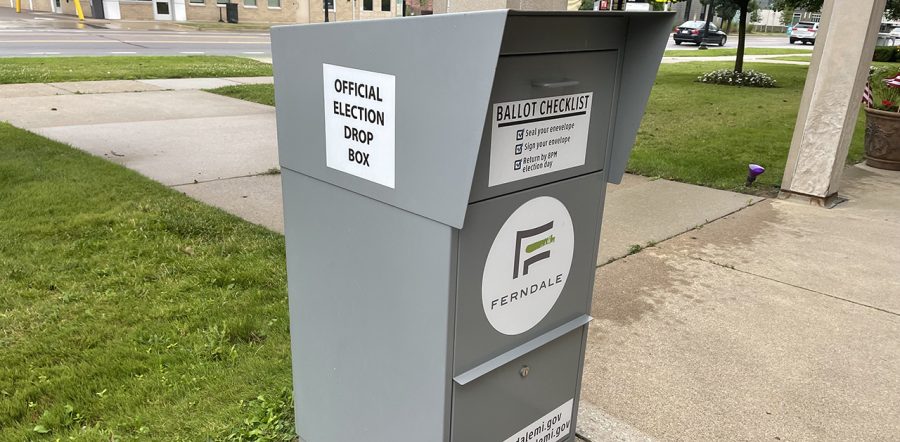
[885,73,900,88]
[863,80,874,108]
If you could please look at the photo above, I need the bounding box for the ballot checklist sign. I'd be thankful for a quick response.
[489,93,593,187]
[322,63,396,188]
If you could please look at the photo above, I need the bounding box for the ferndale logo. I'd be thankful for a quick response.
[483,197,575,336]
[513,221,555,279]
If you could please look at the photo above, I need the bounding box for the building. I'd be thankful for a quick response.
[9,0,398,23]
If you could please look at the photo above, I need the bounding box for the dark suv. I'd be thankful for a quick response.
[673,21,728,46]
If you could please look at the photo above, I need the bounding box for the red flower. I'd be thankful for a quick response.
[883,100,895,108]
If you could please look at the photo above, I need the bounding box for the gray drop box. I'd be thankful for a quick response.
[272,10,673,442]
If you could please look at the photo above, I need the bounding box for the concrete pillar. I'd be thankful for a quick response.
[780,0,886,207]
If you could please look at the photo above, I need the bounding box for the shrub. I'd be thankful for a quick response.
[872,46,900,62]
[696,69,777,88]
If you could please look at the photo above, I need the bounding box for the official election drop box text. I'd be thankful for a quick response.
[272,10,673,442]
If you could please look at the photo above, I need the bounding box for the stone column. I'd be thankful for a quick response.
[780,0,887,207]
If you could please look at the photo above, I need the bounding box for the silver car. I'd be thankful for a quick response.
[790,21,819,45]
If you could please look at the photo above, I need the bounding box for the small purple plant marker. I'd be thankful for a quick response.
[746,164,765,186]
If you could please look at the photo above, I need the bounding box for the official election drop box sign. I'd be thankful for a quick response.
[271,10,673,442]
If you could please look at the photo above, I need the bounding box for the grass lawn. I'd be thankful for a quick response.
[208,61,870,194]
[769,56,816,62]
[0,56,272,85]
[663,47,813,57]
[631,61,868,193]
[0,122,294,441]
[207,83,276,106]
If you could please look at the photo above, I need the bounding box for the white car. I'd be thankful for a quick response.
[891,27,900,38]
[790,21,819,45]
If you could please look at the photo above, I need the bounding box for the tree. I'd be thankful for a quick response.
[716,0,740,33]
[773,0,900,21]
[731,0,752,72]
[749,0,761,23]
[779,7,795,26]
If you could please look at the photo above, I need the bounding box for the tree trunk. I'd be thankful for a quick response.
[735,6,748,73]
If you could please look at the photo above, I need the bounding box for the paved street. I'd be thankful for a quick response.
[0,7,271,57]
[0,5,811,58]
[664,34,811,51]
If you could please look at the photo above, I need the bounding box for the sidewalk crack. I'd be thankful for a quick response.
[692,256,900,317]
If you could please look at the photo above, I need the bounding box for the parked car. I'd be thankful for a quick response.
[673,21,728,46]
[789,21,819,45]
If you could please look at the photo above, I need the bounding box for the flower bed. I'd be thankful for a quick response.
[697,69,777,88]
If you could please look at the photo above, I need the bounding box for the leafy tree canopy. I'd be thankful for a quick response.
[772,0,899,21]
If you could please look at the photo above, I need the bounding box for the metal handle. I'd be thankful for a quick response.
[531,79,580,89]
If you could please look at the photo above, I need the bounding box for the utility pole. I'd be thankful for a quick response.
[324,0,329,22]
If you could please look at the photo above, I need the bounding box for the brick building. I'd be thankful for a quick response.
[11,0,397,23]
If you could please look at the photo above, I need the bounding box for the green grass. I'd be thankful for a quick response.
[769,56,815,62]
[630,62,866,193]
[0,122,294,440]
[663,47,813,57]
[769,57,900,69]
[206,61,878,195]
[207,83,276,106]
[0,56,272,85]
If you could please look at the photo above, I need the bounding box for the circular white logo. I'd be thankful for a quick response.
[482,196,575,335]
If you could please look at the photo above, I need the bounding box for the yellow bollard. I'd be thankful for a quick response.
[73,0,85,20]
[15,0,21,13]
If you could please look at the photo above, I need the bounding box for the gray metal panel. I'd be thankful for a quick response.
[500,14,626,55]
[282,169,455,442]
[607,12,676,184]
[450,327,586,442]
[272,12,508,229]
[453,172,606,375]
[454,314,591,385]
[468,51,618,203]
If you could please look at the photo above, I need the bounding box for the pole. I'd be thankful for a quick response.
[324,0,329,22]
[699,0,714,50]
[73,0,85,20]
[15,0,21,12]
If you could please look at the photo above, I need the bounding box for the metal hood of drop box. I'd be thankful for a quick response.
[271,10,675,229]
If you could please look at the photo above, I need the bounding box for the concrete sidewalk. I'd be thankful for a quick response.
[579,164,900,441]
[2,79,898,441]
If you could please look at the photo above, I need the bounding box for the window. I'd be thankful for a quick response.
[810,13,821,23]
[189,0,203,4]
[324,0,333,9]
[244,0,256,6]
[380,0,390,11]
[362,0,372,11]
[217,0,227,5]
[268,0,279,7]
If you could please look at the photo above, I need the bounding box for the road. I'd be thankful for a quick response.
[0,7,271,57]
[665,34,811,51]
[1,6,809,58]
